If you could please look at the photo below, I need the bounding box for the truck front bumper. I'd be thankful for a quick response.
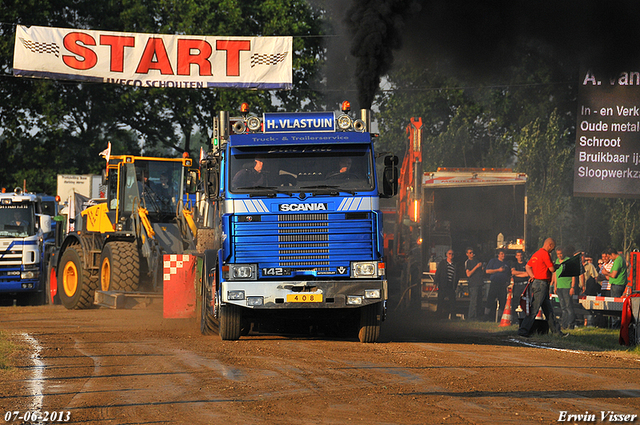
[0,279,41,293]
[221,279,387,309]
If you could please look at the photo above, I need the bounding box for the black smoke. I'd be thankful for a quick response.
[344,0,419,109]
[334,0,640,109]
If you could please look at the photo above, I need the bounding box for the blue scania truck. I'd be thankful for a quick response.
[197,103,398,342]
[0,189,54,305]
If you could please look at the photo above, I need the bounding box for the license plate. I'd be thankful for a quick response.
[286,293,323,303]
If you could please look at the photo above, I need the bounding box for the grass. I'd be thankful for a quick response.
[0,331,16,371]
[448,320,640,356]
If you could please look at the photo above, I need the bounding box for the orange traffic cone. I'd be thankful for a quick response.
[499,289,513,326]
[535,308,544,320]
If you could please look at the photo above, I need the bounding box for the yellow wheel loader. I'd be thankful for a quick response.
[54,155,197,309]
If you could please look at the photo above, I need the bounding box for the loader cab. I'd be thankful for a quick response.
[105,156,189,224]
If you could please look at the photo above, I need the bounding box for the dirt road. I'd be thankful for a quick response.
[1,305,639,425]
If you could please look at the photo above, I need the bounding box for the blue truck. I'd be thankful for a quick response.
[197,103,398,342]
[0,189,55,305]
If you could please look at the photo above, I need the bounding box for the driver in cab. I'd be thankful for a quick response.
[233,158,266,188]
[326,158,354,179]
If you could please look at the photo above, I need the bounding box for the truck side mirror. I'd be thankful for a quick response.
[201,159,220,199]
[381,155,398,198]
[185,170,198,194]
[39,214,52,234]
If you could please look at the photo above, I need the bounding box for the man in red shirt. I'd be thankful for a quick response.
[518,238,566,337]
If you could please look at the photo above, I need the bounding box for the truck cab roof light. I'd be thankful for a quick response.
[337,114,352,131]
[247,116,262,132]
[341,101,351,113]
[240,102,250,114]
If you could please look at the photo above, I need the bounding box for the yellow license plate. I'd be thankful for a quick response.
[286,293,323,303]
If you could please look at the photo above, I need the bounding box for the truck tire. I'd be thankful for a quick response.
[358,302,382,343]
[200,249,218,335]
[219,303,242,340]
[58,243,97,309]
[99,241,141,292]
[196,228,218,254]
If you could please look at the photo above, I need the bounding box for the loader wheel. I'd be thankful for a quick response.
[100,241,141,292]
[200,249,219,335]
[358,302,382,343]
[58,243,98,309]
[219,303,242,341]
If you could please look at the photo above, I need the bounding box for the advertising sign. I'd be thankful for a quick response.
[263,112,335,133]
[13,25,292,89]
[574,69,640,197]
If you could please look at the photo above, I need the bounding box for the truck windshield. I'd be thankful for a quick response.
[229,144,375,193]
[122,161,184,215]
[0,203,36,237]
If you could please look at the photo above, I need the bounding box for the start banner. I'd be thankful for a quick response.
[13,25,292,90]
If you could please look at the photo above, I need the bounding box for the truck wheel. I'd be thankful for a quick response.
[219,303,242,340]
[58,243,97,309]
[200,249,218,335]
[100,241,141,292]
[358,302,382,343]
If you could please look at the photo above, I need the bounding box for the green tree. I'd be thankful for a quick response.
[607,199,640,255]
[0,0,326,193]
[515,110,574,249]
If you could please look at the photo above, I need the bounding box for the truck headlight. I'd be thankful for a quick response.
[347,295,363,305]
[352,262,377,278]
[364,289,381,299]
[21,271,40,279]
[229,264,256,280]
[247,296,264,306]
[227,290,245,300]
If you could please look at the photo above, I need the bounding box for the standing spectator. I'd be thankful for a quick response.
[596,257,603,272]
[552,247,576,330]
[465,247,484,321]
[581,253,599,326]
[510,250,529,324]
[518,238,565,337]
[582,254,599,296]
[484,249,511,321]
[598,251,613,296]
[602,247,627,298]
[435,249,459,319]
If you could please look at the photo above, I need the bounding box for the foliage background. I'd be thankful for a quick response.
[1,0,639,256]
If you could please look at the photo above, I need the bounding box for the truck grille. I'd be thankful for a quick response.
[232,212,375,275]
[0,240,29,284]
[0,242,26,267]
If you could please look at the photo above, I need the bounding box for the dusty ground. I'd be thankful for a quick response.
[1,304,639,425]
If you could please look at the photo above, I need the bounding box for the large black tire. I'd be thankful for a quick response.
[99,241,141,292]
[219,303,242,341]
[58,243,98,309]
[200,249,218,335]
[358,302,382,343]
[196,228,218,254]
